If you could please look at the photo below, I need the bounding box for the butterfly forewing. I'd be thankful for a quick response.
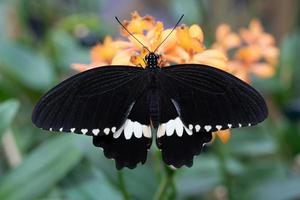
[158,64,268,133]
[32,66,148,135]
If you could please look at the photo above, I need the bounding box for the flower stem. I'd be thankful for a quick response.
[117,171,131,200]
[215,142,234,200]
[153,165,176,200]
[2,129,22,168]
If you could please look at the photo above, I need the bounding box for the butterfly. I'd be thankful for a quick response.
[32,15,268,169]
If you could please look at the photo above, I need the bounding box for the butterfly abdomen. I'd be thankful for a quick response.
[148,89,160,128]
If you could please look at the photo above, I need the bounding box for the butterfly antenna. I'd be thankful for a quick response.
[115,16,151,53]
[153,14,184,53]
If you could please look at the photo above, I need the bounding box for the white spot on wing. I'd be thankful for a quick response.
[216,125,222,131]
[104,128,110,135]
[49,128,53,131]
[124,120,133,139]
[159,117,192,137]
[70,128,75,133]
[112,119,151,139]
[113,126,124,138]
[195,125,200,132]
[184,126,193,135]
[239,123,242,127]
[92,129,100,135]
[142,125,151,138]
[204,125,212,132]
[166,119,175,136]
[174,117,183,137]
[228,124,232,128]
[157,123,166,138]
[188,124,193,130]
[59,127,63,132]
[81,129,88,134]
[133,121,143,138]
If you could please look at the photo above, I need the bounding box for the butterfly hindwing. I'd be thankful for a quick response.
[93,92,152,169]
[158,64,268,132]
[156,94,213,168]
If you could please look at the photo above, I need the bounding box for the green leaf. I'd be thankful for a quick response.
[0,99,19,138]
[249,176,300,200]
[0,41,55,91]
[123,164,158,200]
[228,126,277,157]
[176,155,222,198]
[47,30,89,70]
[0,135,83,200]
[171,0,205,24]
[64,169,123,200]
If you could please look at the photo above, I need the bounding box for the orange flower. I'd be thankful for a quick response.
[72,36,133,71]
[73,11,226,70]
[121,11,155,35]
[213,24,241,51]
[213,19,279,83]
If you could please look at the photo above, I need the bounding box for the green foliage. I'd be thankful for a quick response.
[0,1,299,200]
[0,100,19,138]
[0,135,83,200]
[0,41,55,91]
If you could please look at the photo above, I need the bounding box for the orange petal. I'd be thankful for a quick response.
[71,63,103,72]
[130,49,148,67]
[91,36,120,63]
[235,46,261,63]
[263,47,279,64]
[250,63,275,78]
[112,40,135,49]
[147,21,164,51]
[111,50,133,66]
[173,47,190,62]
[258,33,275,46]
[155,28,177,52]
[209,132,217,144]
[189,24,204,42]
[193,50,228,70]
[229,62,251,83]
[223,33,241,49]
[216,24,231,41]
[128,34,150,50]
[215,129,231,144]
[122,11,155,35]
[249,19,263,36]
[193,58,228,71]
[176,25,204,53]
[196,49,228,61]
[91,44,104,63]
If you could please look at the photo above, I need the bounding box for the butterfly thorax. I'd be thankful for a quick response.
[145,52,159,69]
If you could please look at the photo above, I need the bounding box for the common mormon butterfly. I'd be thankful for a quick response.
[32,15,268,169]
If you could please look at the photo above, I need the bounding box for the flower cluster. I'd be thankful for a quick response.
[72,12,279,143]
[212,19,279,83]
[72,11,227,71]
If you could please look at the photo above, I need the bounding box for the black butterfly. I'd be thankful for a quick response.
[32,15,268,169]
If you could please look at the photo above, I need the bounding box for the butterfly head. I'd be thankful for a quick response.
[145,53,160,68]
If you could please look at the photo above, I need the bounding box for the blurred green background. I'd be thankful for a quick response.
[0,0,300,200]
